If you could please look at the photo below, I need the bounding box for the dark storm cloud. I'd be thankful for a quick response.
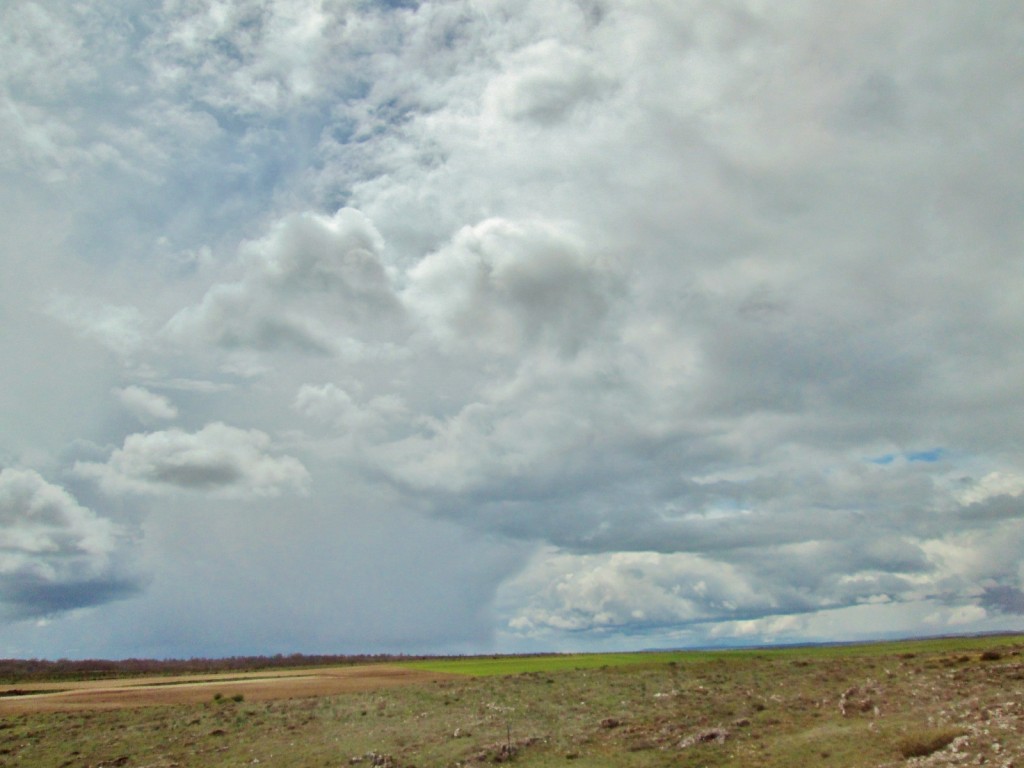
[981,586,1024,616]
[1,575,142,620]
[0,469,140,619]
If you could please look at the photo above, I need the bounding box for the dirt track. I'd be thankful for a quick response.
[0,665,448,713]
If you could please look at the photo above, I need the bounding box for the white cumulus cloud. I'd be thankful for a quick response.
[502,549,767,634]
[404,217,620,357]
[165,208,403,355]
[114,386,179,424]
[75,422,309,498]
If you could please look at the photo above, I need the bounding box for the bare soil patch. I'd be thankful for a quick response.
[0,665,447,713]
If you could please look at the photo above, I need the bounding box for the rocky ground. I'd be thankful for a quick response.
[0,638,1020,767]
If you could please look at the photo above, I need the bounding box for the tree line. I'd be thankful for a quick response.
[0,653,426,683]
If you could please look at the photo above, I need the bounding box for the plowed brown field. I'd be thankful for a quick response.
[0,664,448,713]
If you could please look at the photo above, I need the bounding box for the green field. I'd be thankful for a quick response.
[1,634,1021,767]
[402,633,1024,675]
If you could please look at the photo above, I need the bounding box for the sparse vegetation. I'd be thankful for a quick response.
[897,726,964,758]
[0,634,1019,767]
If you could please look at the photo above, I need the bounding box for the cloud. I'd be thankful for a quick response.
[501,549,769,634]
[980,586,1024,616]
[3,1,1024,656]
[114,386,179,424]
[0,3,97,99]
[956,471,1024,507]
[75,423,309,498]
[0,468,138,619]
[293,383,408,440]
[499,535,938,639]
[484,39,610,124]
[499,513,1024,645]
[293,383,360,428]
[165,208,404,355]
[404,217,620,357]
[144,0,355,116]
[46,297,150,358]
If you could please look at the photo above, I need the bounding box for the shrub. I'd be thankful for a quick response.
[897,727,963,758]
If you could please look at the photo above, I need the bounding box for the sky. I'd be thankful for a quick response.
[1,0,1023,659]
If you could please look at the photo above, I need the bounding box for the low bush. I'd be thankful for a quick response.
[897,727,963,758]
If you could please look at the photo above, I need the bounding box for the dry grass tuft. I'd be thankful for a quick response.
[897,727,963,758]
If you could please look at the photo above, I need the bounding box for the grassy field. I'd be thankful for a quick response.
[402,633,1024,676]
[0,634,1021,767]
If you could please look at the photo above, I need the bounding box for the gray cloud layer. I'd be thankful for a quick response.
[1,0,1022,656]
[0,469,138,619]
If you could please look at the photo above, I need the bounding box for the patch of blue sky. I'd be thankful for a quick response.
[371,0,421,11]
[63,121,300,269]
[867,448,946,466]
[907,448,945,463]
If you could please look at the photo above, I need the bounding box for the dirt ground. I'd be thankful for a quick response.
[0,641,1021,767]
[0,664,448,713]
